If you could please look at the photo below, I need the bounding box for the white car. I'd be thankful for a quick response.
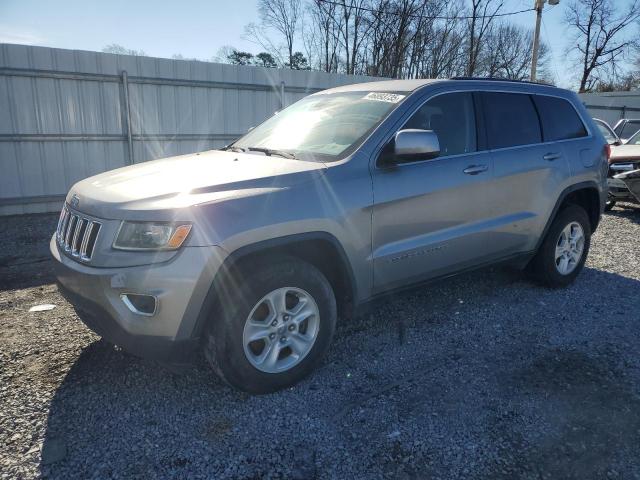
[613,118,640,144]
[593,118,621,146]
[607,129,640,209]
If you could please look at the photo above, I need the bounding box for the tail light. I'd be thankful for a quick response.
[605,144,612,163]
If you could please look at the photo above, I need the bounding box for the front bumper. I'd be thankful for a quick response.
[51,235,226,361]
[607,177,637,201]
[613,169,640,204]
[608,162,640,203]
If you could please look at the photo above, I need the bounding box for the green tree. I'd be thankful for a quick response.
[285,51,310,70]
[254,52,278,67]
[227,50,255,65]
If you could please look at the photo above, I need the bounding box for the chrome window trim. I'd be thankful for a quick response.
[373,86,594,170]
[378,148,490,169]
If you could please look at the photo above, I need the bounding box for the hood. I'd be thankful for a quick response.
[609,144,640,163]
[68,149,327,218]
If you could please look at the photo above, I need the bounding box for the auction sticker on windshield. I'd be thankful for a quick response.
[363,92,406,103]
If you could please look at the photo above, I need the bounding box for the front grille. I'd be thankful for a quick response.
[56,205,101,262]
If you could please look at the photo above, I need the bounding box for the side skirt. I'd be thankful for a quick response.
[352,250,535,318]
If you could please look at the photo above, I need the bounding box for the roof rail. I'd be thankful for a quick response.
[450,76,556,87]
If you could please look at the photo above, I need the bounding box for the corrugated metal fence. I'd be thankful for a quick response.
[2,44,640,216]
[579,91,640,127]
[0,44,381,215]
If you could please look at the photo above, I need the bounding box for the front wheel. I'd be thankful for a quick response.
[204,257,337,394]
[528,205,591,288]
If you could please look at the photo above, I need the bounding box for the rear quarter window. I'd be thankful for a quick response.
[532,95,587,142]
[482,92,541,149]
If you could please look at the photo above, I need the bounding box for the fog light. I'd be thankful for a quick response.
[121,293,157,316]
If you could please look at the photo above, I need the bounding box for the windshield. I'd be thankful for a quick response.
[230,91,406,161]
[618,121,640,139]
[595,120,617,144]
[627,129,640,145]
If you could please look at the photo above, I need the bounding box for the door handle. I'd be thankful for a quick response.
[543,152,561,161]
[463,164,488,175]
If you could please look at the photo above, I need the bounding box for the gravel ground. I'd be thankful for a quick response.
[1,206,640,479]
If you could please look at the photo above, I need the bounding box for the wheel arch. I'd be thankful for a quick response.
[536,181,603,252]
[190,232,358,340]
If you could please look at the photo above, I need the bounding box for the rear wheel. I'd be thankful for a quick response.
[528,205,591,288]
[204,257,337,394]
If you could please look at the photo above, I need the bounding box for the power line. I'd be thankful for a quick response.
[315,0,535,21]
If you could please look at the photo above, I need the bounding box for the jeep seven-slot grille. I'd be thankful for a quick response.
[56,205,101,261]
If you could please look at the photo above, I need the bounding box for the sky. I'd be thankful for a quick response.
[0,0,597,89]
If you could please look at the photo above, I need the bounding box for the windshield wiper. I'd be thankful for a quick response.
[247,147,297,159]
[220,145,247,153]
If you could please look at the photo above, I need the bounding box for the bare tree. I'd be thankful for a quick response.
[594,72,640,91]
[255,0,302,67]
[426,4,467,78]
[171,54,199,61]
[593,47,640,91]
[466,0,503,76]
[564,0,640,92]
[243,22,285,64]
[102,44,146,56]
[332,0,376,74]
[212,45,236,63]
[256,0,559,83]
[481,23,550,81]
[306,0,342,72]
[368,0,425,78]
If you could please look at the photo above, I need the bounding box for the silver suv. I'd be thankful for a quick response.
[51,79,608,393]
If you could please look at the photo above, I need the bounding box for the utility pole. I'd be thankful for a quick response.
[531,0,559,82]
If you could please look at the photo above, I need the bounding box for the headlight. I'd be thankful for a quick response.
[113,221,192,250]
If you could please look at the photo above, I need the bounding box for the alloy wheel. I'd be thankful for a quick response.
[554,221,585,275]
[242,287,320,373]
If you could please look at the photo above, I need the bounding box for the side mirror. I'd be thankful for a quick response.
[393,129,440,163]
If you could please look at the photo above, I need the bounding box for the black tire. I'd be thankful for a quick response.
[605,198,616,212]
[203,256,337,394]
[528,205,591,288]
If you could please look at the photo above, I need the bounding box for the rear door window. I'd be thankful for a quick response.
[532,95,587,141]
[481,92,541,149]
